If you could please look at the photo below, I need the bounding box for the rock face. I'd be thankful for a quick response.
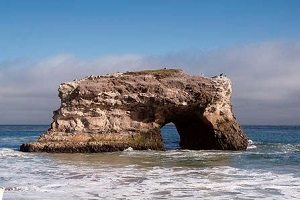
[20,69,248,153]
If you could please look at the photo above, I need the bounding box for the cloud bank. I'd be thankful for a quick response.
[1,41,299,125]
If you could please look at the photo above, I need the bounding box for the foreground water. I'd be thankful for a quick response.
[0,125,299,199]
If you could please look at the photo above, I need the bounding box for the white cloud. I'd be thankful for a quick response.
[0,41,299,125]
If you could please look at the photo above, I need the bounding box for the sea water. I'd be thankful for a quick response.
[0,125,299,199]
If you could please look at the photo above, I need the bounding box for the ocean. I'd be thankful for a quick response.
[0,124,299,199]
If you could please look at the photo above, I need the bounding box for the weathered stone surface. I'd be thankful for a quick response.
[20,69,248,152]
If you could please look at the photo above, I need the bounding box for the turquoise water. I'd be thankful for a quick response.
[0,125,299,199]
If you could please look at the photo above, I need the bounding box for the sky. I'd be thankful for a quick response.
[0,0,300,125]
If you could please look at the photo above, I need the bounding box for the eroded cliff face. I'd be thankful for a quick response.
[20,69,248,152]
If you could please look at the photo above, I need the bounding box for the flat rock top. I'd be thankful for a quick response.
[60,69,222,107]
[78,69,212,89]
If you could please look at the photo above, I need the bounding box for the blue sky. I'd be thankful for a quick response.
[1,0,300,60]
[0,0,300,124]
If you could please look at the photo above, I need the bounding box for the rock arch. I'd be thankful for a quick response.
[20,69,248,152]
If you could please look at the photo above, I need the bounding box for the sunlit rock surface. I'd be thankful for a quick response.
[20,69,248,152]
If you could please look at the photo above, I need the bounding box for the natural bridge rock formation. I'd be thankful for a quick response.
[20,69,248,153]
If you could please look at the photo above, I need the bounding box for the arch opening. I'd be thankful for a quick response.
[160,109,217,150]
[160,123,180,150]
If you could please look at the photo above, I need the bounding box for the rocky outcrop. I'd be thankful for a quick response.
[20,69,248,153]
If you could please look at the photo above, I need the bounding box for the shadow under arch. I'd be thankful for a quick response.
[159,108,220,150]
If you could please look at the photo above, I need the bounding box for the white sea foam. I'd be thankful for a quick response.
[247,144,257,149]
[1,150,299,199]
[0,188,4,200]
[0,148,26,158]
[123,147,134,152]
[247,139,257,149]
